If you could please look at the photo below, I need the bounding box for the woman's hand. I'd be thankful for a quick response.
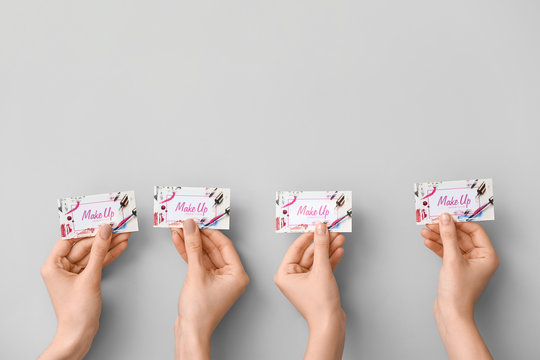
[274,223,346,360]
[421,213,499,360]
[39,225,129,360]
[172,219,249,360]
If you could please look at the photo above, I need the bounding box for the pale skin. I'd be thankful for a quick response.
[37,213,496,360]
[421,212,499,360]
[39,224,130,360]
[274,223,347,360]
[171,219,250,360]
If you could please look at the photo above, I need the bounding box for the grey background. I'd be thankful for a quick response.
[1,1,539,359]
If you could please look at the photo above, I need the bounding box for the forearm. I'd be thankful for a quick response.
[435,308,492,360]
[305,310,346,360]
[174,318,211,360]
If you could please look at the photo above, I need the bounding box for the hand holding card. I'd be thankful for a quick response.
[39,224,130,360]
[172,220,249,359]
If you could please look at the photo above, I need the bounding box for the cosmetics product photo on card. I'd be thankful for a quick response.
[153,186,231,229]
[414,179,494,225]
[58,191,139,239]
[276,191,352,233]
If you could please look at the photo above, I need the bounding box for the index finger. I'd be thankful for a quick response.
[456,222,495,249]
[200,229,243,268]
[278,232,314,271]
[44,238,74,269]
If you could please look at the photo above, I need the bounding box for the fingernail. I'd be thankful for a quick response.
[184,219,196,235]
[100,224,112,238]
[316,222,326,235]
[441,213,451,225]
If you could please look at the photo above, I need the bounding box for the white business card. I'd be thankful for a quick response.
[276,191,352,233]
[153,186,230,229]
[58,191,138,239]
[414,178,494,224]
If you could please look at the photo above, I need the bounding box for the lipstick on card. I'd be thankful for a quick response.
[476,182,487,197]
[120,194,129,207]
[214,192,224,206]
[202,207,230,228]
[328,209,352,230]
[336,194,345,207]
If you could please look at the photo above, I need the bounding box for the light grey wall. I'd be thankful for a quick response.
[1,1,539,359]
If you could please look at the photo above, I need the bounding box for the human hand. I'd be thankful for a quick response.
[421,213,498,359]
[39,225,129,360]
[274,223,346,360]
[172,219,249,360]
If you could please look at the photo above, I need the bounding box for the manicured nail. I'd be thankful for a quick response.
[184,219,196,235]
[316,222,326,235]
[100,224,112,238]
[441,213,451,225]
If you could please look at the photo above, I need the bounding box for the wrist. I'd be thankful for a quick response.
[433,301,493,360]
[174,317,211,360]
[433,300,475,327]
[433,300,476,341]
[307,307,346,337]
[305,308,347,360]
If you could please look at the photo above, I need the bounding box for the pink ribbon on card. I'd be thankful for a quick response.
[422,187,437,199]
[281,196,297,208]
[160,192,176,203]
[65,201,80,215]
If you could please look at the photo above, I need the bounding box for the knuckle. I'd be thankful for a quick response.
[92,245,108,259]
[40,265,50,278]
[240,272,250,288]
[316,240,330,248]
[440,229,453,237]
[186,238,202,250]
[493,254,501,269]
[186,240,202,252]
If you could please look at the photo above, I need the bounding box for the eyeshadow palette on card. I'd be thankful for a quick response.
[153,186,230,229]
[276,191,352,233]
[58,191,138,239]
[414,179,494,225]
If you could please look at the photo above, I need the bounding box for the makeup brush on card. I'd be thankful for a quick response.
[328,209,352,230]
[466,197,494,221]
[202,207,230,228]
[112,208,137,231]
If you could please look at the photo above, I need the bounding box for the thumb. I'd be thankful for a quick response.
[183,219,204,275]
[84,224,113,280]
[313,223,332,272]
[438,213,462,263]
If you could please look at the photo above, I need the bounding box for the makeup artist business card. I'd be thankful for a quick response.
[58,191,138,239]
[276,191,352,233]
[153,186,230,229]
[414,179,494,225]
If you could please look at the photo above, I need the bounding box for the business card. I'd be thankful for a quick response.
[414,179,494,224]
[276,191,352,233]
[58,191,138,239]
[153,186,230,229]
